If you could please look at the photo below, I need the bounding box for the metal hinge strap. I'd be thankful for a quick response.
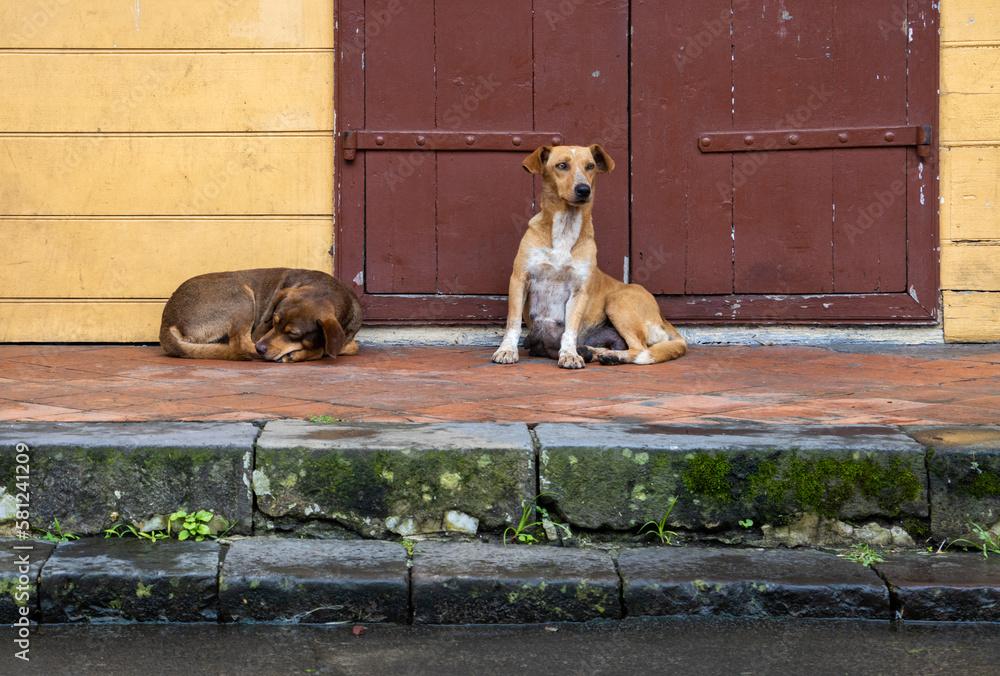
[341,130,563,161]
[697,125,933,158]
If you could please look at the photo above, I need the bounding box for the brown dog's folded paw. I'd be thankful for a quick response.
[597,351,628,366]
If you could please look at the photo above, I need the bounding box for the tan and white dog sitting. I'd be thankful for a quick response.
[492,144,687,369]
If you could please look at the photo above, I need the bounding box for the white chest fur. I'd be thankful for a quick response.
[525,210,590,323]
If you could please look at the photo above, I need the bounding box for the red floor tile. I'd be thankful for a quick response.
[0,344,997,425]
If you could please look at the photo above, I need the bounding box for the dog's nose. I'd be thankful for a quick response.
[574,184,592,200]
[255,341,268,356]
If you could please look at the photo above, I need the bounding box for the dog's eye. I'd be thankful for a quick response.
[586,163,596,171]
[555,162,569,170]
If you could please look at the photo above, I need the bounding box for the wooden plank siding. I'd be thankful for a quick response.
[941,2,1000,342]
[0,0,334,342]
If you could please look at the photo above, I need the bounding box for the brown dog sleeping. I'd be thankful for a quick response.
[160,268,362,362]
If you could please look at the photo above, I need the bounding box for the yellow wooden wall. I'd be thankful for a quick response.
[0,0,335,341]
[1,2,998,342]
[941,1,1000,342]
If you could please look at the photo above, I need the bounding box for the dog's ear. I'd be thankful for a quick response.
[522,146,552,175]
[318,313,347,358]
[261,287,291,324]
[589,144,615,174]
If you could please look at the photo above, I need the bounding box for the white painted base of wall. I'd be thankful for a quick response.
[357,325,946,347]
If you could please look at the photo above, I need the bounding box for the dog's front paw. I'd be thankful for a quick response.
[492,346,520,364]
[558,351,585,370]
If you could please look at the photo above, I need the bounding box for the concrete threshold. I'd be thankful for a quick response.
[356,325,946,347]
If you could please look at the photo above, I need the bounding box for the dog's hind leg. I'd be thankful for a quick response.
[590,290,686,365]
[162,325,255,361]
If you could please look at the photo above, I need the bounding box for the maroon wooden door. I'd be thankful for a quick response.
[632,0,938,323]
[338,0,938,324]
[337,0,630,322]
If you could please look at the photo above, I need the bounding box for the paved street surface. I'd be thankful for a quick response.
[2,344,999,424]
[8,618,1000,675]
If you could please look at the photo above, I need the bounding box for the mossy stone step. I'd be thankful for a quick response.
[908,426,1000,539]
[537,423,928,533]
[254,421,534,538]
[0,422,257,536]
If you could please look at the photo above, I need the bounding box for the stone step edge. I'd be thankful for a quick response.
[4,422,998,542]
[3,538,997,626]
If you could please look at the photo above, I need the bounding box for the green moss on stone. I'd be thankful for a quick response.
[902,517,931,539]
[968,470,1000,499]
[0,578,30,607]
[258,445,529,531]
[682,454,733,503]
[748,453,922,518]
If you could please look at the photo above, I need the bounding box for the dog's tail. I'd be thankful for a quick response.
[644,332,688,363]
[160,325,244,360]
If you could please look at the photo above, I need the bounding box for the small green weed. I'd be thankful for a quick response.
[952,523,1000,559]
[536,504,573,541]
[640,497,680,546]
[840,543,885,568]
[37,517,79,543]
[308,415,342,424]
[401,539,415,557]
[503,499,543,546]
[104,524,168,543]
[169,510,215,542]
[738,519,754,529]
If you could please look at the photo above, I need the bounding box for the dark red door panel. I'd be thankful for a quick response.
[435,0,535,295]
[630,0,938,322]
[340,0,939,323]
[338,0,630,321]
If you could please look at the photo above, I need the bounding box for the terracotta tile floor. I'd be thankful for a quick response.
[0,344,998,424]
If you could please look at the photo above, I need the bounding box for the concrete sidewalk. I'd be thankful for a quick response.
[1,344,999,424]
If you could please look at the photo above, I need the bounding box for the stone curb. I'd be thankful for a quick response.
[2,538,998,625]
[411,541,620,624]
[619,547,889,620]
[2,422,999,543]
[219,538,409,624]
[39,538,219,623]
[874,552,1000,622]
